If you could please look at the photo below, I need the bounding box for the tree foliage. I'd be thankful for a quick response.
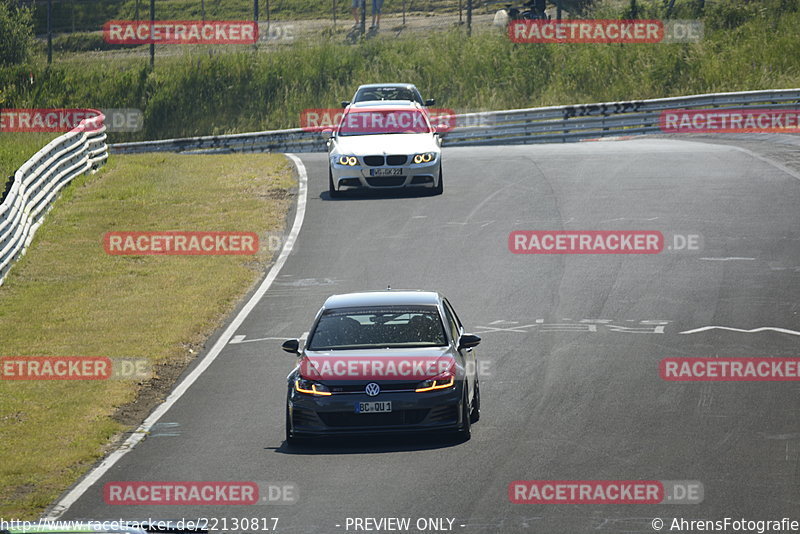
[0,0,34,66]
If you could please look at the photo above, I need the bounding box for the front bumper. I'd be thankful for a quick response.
[287,381,464,437]
[330,156,440,191]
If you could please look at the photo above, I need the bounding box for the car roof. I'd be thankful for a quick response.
[349,100,420,109]
[356,83,419,91]
[323,290,442,309]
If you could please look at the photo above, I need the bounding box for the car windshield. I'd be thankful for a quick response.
[354,87,421,104]
[307,306,447,350]
[338,109,432,136]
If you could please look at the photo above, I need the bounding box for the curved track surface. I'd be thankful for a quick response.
[58,137,800,533]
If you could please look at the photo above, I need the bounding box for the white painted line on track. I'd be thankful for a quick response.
[43,153,309,520]
[729,145,800,182]
[679,326,800,336]
[230,335,292,344]
[699,257,756,261]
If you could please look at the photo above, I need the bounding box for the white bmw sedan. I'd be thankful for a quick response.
[325,101,443,197]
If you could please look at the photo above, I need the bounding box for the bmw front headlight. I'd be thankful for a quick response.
[413,152,436,164]
[336,155,358,166]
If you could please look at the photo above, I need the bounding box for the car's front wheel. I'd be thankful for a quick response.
[285,404,299,446]
[455,387,471,441]
[328,167,341,198]
[432,166,444,195]
[470,376,481,424]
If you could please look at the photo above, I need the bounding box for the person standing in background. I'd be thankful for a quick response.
[352,0,365,26]
[371,0,384,29]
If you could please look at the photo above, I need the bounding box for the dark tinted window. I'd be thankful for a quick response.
[308,306,447,350]
[354,87,423,105]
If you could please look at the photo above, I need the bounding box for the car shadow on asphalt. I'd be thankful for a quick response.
[270,433,467,454]
[320,189,437,201]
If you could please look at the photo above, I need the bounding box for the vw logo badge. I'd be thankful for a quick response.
[365,382,381,397]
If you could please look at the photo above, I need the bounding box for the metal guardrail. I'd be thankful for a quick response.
[110,89,800,156]
[0,114,108,286]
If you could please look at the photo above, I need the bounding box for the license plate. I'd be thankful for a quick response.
[370,168,403,176]
[355,401,392,413]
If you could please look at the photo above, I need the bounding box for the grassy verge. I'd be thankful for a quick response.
[0,152,295,519]
[6,0,799,143]
[0,133,59,192]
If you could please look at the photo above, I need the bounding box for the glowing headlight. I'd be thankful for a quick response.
[415,371,455,392]
[337,155,358,166]
[413,152,436,164]
[295,378,332,396]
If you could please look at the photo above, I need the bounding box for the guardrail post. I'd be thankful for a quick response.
[46,0,52,65]
[466,0,472,36]
[149,0,155,69]
[360,0,366,37]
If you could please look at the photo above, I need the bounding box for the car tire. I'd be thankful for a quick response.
[456,387,471,441]
[432,166,444,195]
[328,167,341,198]
[285,404,299,446]
[469,376,481,424]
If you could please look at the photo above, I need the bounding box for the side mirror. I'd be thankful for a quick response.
[424,99,436,106]
[281,339,300,354]
[458,334,481,350]
[341,101,350,108]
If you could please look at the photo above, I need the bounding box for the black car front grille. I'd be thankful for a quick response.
[363,155,385,166]
[386,155,407,166]
[319,409,429,427]
[366,176,406,187]
[329,382,419,394]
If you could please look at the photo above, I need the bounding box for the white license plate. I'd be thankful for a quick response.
[355,401,392,413]
[370,168,403,176]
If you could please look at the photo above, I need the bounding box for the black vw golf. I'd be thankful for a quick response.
[282,290,481,444]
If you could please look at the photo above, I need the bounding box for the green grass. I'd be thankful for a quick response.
[0,151,295,519]
[6,0,800,143]
[0,133,59,192]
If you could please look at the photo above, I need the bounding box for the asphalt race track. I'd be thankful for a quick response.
[54,137,800,533]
